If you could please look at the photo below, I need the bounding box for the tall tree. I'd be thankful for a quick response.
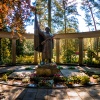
[1,38,11,64]
[48,0,51,30]
[80,0,100,31]
[80,0,100,58]
[0,0,33,38]
[16,40,24,56]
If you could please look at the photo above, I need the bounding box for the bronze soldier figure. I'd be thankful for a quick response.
[34,11,54,64]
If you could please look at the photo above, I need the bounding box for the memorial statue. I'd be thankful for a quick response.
[34,11,54,64]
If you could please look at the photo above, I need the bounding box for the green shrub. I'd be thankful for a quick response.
[80,75,90,85]
[67,76,81,84]
[2,74,8,82]
[92,75,99,79]
[16,55,34,64]
[25,67,33,70]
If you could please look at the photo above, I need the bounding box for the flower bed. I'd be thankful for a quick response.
[0,66,100,88]
[0,72,99,88]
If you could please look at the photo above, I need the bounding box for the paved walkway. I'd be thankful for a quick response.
[0,84,100,100]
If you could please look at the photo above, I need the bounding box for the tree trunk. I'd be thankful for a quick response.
[87,0,98,57]
[63,0,66,34]
[48,0,51,31]
[0,38,1,64]
[88,2,97,30]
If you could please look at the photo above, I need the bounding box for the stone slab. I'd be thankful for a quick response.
[75,88,94,100]
[35,89,48,99]
[8,70,35,79]
[61,69,87,77]
[47,89,69,99]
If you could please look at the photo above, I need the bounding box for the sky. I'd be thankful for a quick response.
[26,0,89,33]
[77,2,89,32]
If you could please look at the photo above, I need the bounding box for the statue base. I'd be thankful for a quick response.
[36,64,59,77]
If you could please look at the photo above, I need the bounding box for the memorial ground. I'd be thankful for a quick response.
[0,65,100,100]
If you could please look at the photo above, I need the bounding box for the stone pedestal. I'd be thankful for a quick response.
[36,64,59,77]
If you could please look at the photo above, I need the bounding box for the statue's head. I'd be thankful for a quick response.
[45,27,50,32]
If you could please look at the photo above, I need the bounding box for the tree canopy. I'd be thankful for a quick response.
[0,0,100,34]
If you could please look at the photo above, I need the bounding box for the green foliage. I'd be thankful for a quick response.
[31,76,41,84]
[1,0,100,34]
[1,0,100,66]
[67,75,90,85]
[2,58,12,64]
[66,49,75,63]
[79,75,90,85]
[83,59,99,65]
[22,78,30,83]
[0,0,33,33]
[68,76,80,84]
[53,76,68,83]
[2,74,8,82]
[16,40,24,56]
[25,67,33,70]
[84,49,99,65]
[23,39,34,56]
[60,38,79,64]
[80,0,100,31]
[57,66,63,70]
[87,49,94,59]
[1,38,34,65]
[92,75,99,79]
[38,80,52,87]
[16,55,34,64]
[1,38,11,64]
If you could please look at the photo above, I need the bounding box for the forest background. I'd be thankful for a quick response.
[0,0,100,65]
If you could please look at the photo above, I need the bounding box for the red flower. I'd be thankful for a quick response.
[75,52,79,55]
[54,74,60,77]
